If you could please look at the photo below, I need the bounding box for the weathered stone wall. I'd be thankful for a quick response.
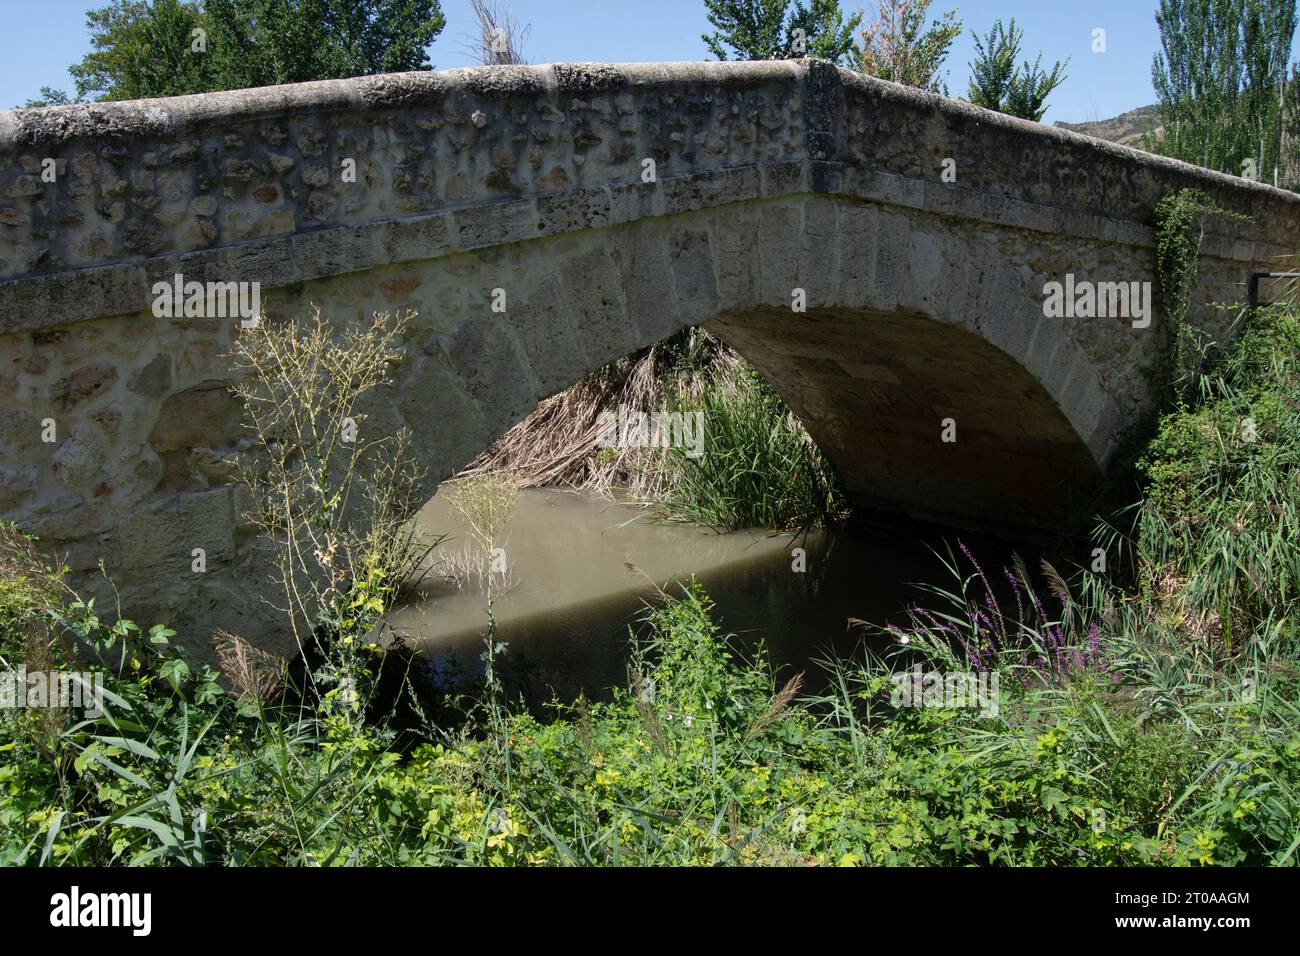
[0,60,809,327]
[1,60,1298,653]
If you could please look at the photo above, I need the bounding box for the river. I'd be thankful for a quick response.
[384,488,1026,707]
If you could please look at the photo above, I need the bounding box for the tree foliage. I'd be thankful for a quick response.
[69,0,211,100]
[966,17,1069,122]
[702,0,862,66]
[856,0,961,94]
[65,0,447,102]
[1150,0,1297,184]
[22,87,79,109]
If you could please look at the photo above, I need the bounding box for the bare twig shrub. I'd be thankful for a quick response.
[229,307,440,706]
[463,0,530,65]
[0,524,75,761]
[437,472,521,595]
[0,524,66,659]
[443,471,519,549]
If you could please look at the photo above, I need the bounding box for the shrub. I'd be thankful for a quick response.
[654,361,846,531]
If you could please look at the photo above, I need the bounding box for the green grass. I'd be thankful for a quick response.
[1131,304,1300,652]
[3,561,1298,866]
[651,361,847,531]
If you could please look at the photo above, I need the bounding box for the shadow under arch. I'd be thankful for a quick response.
[706,307,1103,535]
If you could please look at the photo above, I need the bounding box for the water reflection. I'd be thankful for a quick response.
[385,488,1014,705]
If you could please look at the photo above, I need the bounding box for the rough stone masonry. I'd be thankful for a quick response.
[1,59,1299,654]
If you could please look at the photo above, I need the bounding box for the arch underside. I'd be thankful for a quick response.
[356,194,1116,537]
[708,307,1101,533]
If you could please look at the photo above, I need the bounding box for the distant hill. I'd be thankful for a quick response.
[1054,104,1162,148]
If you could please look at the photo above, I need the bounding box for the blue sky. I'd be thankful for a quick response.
[1,0,1165,124]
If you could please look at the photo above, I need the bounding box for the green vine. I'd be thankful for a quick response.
[1152,188,1247,403]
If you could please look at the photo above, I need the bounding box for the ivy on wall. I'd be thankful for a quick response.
[1152,188,1247,403]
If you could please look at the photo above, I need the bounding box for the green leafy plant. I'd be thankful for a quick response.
[856,0,962,93]
[702,0,862,65]
[230,307,441,719]
[1152,188,1247,401]
[966,18,1069,121]
[652,361,846,530]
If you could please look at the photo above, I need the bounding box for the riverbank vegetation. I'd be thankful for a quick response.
[3,291,1298,865]
[460,329,846,531]
[653,360,846,530]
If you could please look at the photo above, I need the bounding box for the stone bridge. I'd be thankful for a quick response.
[2,59,1299,651]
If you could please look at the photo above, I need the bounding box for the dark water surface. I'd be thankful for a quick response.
[385,488,1028,705]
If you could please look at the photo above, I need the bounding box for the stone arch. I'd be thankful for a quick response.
[317,193,1120,536]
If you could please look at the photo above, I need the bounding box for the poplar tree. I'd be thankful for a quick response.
[1151,0,1296,184]
[966,18,1069,122]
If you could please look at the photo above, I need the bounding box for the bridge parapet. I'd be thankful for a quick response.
[0,60,810,331]
[4,60,1299,335]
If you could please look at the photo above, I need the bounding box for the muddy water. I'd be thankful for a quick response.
[385,489,1003,705]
